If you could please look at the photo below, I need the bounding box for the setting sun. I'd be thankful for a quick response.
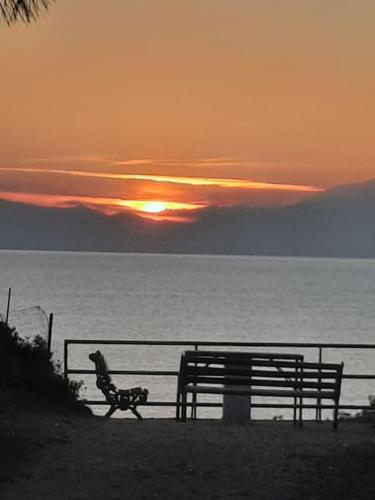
[142,201,167,213]
[117,199,206,214]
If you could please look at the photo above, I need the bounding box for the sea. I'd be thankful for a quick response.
[1,250,375,418]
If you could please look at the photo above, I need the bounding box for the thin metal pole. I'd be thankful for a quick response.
[47,313,54,355]
[5,287,11,324]
[64,340,68,381]
[191,343,199,419]
[316,347,323,422]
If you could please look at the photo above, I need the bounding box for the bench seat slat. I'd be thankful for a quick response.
[185,366,339,380]
[184,358,302,368]
[183,351,302,359]
[183,357,340,371]
[185,377,338,390]
[185,385,336,399]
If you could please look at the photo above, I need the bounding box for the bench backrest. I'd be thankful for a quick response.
[89,350,118,403]
[178,350,343,395]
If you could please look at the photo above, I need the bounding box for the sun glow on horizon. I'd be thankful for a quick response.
[0,166,323,221]
[140,201,166,213]
[0,191,206,221]
[117,199,206,214]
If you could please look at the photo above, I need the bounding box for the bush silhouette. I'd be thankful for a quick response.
[0,321,89,413]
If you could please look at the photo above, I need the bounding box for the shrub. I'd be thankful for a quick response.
[338,396,375,422]
[0,321,89,414]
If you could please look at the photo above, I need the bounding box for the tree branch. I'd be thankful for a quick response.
[0,0,54,25]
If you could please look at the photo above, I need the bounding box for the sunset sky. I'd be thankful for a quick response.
[0,0,374,221]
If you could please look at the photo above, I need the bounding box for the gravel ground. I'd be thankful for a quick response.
[1,413,374,500]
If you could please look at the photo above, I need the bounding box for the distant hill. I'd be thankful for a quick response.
[0,179,374,257]
[0,200,177,253]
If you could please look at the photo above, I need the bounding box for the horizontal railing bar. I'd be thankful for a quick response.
[80,400,374,411]
[83,400,179,407]
[234,404,374,410]
[65,369,375,380]
[65,339,375,349]
[66,340,199,346]
[67,369,178,376]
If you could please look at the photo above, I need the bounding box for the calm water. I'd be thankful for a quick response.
[1,251,375,417]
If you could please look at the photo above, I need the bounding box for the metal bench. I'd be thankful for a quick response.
[176,350,344,428]
[89,350,148,419]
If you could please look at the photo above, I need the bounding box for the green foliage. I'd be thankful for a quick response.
[0,321,89,413]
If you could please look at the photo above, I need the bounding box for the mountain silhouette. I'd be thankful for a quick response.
[0,179,374,257]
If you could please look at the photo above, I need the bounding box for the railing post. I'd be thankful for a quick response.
[64,340,68,381]
[47,313,54,355]
[316,347,323,422]
[192,343,199,418]
[5,287,11,324]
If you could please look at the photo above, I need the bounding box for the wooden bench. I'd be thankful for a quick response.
[89,351,148,419]
[176,350,344,428]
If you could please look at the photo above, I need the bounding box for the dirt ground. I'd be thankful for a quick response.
[1,411,375,500]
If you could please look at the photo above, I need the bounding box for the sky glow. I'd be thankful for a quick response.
[0,1,374,221]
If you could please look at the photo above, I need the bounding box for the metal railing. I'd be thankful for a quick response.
[64,339,375,417]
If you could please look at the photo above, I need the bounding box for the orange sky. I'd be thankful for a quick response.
[0,1,374,220]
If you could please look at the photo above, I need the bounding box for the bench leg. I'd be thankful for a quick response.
[182,392,187,422]
[130,406,143,420]
[176,391,183,421]
[333,402,338,430]
[105,405,117,418]
[293,396,297,424]
[191,392,197,419]
[299,397,303,427]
